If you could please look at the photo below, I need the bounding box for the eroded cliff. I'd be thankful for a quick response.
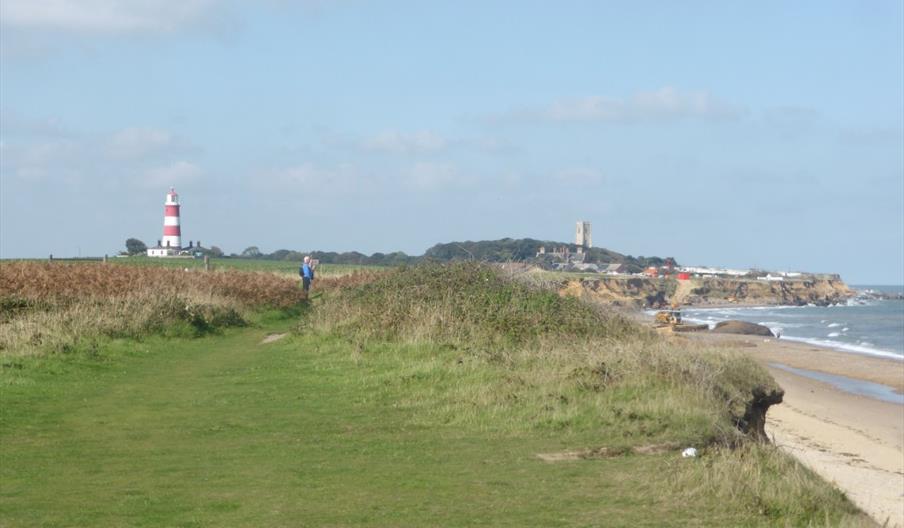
[560,276,854,308]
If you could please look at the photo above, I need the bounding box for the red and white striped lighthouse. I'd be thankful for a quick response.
[162,187,182,249]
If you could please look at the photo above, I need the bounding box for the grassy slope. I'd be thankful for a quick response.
[0,263,869,526]
[1,318,866,527]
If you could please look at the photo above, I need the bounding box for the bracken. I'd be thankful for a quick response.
[0,261,311,356]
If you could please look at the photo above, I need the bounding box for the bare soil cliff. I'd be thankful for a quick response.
[560,276,854,308]
[674,277,854,307]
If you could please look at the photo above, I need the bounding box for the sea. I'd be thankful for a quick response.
[678,285,904,361]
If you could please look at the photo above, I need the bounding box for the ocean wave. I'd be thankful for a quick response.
[780,336,903,361]
[827,322,841,328]
[827,332,841,337]
[679,305,805,313]
[684,309,813,322]
[757,321,806,329]
[681,316,717,329]
[747,305,809,311]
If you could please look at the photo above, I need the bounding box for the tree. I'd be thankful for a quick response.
[241,246,262,258]
[125,238,147,255]
[199,245,224,258]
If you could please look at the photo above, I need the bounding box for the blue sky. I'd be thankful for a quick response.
[1,1,902,284]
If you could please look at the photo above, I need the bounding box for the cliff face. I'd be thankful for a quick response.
[560,276,854,308]
[674,277,854,307]
[559,277,674,308]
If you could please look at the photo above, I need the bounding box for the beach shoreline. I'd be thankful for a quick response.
[679,331,904,527]
[696,332,904,392]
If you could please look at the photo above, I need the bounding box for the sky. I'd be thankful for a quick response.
[1,1,902,284]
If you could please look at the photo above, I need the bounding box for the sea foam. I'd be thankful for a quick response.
[780,336,903,361]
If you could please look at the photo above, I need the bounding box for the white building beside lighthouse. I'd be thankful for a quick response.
[147,187,199,257]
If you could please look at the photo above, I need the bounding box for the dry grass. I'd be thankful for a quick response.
[0,261,306,309]
[0,261,310,356]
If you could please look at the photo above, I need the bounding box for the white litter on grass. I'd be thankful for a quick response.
[261,333,288,344]
[682,447,697,458]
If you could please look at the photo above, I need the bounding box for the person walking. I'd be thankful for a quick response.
[300,256,315,293]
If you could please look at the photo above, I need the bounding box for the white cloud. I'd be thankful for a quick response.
[363,130,448,154]
[0,0,221,34]
[500,87,744,124]
[142,160,203,187]
[108,127,194,160]
[256,159,474,196]
[0,138,82,181]
[0,120,203,187]
[258,163,372,195]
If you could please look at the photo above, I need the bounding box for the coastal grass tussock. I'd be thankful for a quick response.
[309,262,645,347]
[306,262,781,446]
[0,261,307,357]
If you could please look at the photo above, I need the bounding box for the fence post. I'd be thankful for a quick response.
[103,254,108,263]
[204,255,210,271]
[49,254,53,262]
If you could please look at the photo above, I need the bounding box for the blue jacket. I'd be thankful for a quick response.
[301,263,314,280]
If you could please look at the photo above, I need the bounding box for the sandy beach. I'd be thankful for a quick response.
[683,332,904,527]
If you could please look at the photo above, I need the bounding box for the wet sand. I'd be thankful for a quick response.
[688,332,904,527]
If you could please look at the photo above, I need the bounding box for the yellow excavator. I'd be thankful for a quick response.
[654,304,682,327]
[654,304,708,332]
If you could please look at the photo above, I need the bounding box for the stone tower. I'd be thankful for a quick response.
[576,221,592,249]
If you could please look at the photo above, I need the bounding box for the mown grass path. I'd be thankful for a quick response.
[1,324,786,527]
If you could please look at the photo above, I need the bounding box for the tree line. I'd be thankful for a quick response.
[423,238,674,273]
[124,237,674,271]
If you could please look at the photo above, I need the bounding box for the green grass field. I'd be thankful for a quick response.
[0,322,865,527]
[0,263,869,526]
